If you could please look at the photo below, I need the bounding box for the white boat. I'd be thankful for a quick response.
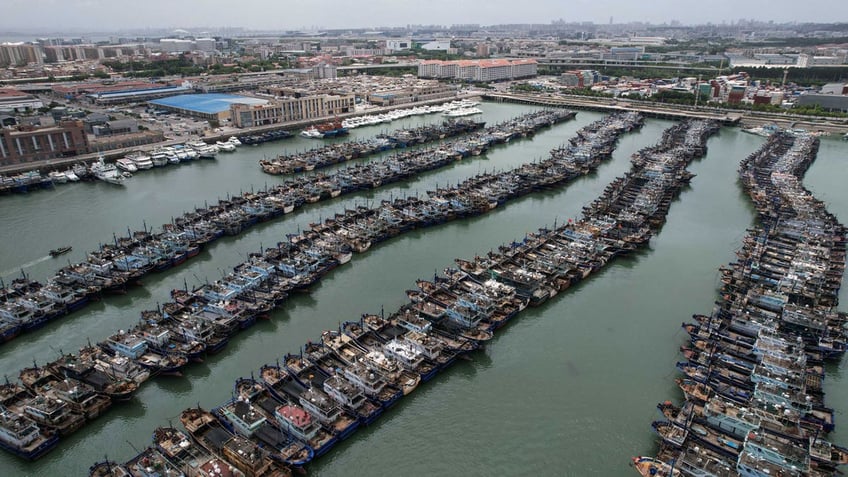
[215,141,236,152]
[171,145,193,161]
[160,147,181,164]
[48,171,68,184]
[741,124,780,137]
[90,157,127,185]
[115,158,138,173]
[128,153,154,170]
[443,107,483,117]
[63,169,80,182]
[300,127,324,139]
[150,151,169,167]
[189,141,217,159]
[227,137,242,147]
[72,163,88,179]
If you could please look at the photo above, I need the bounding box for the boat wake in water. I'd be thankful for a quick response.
[1,255,52,279]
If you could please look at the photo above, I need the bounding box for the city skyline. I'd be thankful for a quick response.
[2,0,847,33]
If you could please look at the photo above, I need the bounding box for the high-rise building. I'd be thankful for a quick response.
[0,42,43,67]
[418,59,537,82]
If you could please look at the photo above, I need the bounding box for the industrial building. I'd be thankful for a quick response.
[149,93,269,121]
[0,120,89,166]
[797,92,848,112]
[0,89,44,112]
[87,84,194,105]
[230,93,354,128]
[367,83,455,106]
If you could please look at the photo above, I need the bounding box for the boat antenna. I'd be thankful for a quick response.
[125,440,142,455]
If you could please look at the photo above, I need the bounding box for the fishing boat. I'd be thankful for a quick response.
[88,458,131,476]
[180,407,288,476]
[214,387,314,467]
[631,456,682,476]
[0,409,59,460]
[49,246,72,257]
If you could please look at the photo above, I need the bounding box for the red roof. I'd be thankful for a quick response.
[420,59,537,68]
[277,405,311,427]
[0,88,27,98]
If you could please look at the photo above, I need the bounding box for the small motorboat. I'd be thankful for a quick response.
[49,246,72,257]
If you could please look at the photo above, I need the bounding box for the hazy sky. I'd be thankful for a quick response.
[2,0,846,32]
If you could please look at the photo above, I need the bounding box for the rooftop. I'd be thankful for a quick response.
[149,93,268,114]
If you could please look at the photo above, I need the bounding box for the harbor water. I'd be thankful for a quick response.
[1,102,846,476]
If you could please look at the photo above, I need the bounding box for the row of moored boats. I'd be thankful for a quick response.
[0,110,577,348]
[0,110,641,464]
[340,99,481,130]
[0,138,240,193]
[633,132,848,477]
[48,118,722,473]
[260,118,487,175]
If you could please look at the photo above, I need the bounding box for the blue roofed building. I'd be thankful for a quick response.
[148,93,268,121]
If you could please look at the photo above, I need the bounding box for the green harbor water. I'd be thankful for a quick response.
[0,102,846,476]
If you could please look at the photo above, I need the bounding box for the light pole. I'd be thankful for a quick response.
[694,74,702,110]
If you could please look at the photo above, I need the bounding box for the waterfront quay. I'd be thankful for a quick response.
[0,94,483,177]
[1,101,846,476]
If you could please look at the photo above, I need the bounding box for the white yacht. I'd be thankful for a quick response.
[215,141,236,152]
[160,147,181,164]
[300,127,324,139]
[227,136,242,147]
[47,170,68,184]
[90,157,127,185]
[115,158,138,173]
[128,153,154,170]
[443,107,483,117]
[150,151,169,167]
[189,141,217,159]
[63,168,80,182]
